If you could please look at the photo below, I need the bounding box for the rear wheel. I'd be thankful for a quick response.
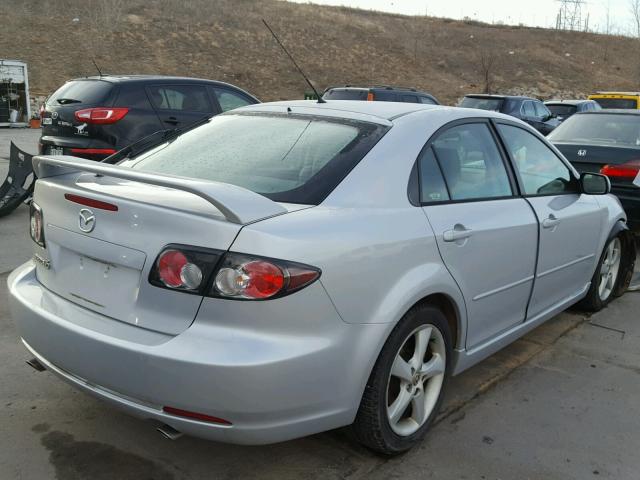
[352,305,451,455]
[579,235,623,311]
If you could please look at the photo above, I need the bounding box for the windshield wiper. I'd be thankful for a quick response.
[56,98,82,105]
[102,116,212,164]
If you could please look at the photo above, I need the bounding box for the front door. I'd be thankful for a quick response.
[419,121,539,349]
[495,123,605,319]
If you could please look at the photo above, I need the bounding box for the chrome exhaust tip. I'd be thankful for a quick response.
[26,358,46,372]
[157,424,183,440]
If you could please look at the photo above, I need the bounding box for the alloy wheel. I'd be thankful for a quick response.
[386,324,446,436]
[598,238,622,301]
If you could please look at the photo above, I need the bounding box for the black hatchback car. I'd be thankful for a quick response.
[460,94,560,135]
[39,75,259,160]
[322,85,440,105]
[544,99,601,123]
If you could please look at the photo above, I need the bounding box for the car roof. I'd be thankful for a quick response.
[69,75,235,86]
[464,94,534,101]
[592,91,640,96]
[545,99,591,105]
[325,85,428,94]
[238,100,514,125]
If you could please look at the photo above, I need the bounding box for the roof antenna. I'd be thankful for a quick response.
[262,19,326,103]
[92,58,103,77]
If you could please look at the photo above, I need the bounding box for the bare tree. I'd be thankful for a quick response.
[479,51,497,94]
[630,0,640,38]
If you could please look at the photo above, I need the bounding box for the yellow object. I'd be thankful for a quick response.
[588,92,640,109]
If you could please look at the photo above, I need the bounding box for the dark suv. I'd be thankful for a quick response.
[40,75,259,160]
[460,94,560,135]
[322,85,440,104]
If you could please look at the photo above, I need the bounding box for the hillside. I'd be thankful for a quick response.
[1,0,638,104]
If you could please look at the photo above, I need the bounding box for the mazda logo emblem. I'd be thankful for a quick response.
[78,209,96,233]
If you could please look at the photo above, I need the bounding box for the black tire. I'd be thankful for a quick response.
[351,304,452,455]
[578,234,625,312]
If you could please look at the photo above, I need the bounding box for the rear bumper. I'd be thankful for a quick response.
[8,262,387,444]
[39,136,117,161]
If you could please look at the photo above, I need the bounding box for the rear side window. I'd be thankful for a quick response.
[322,89,368,100]
[402,95,419,103]
[147,85,211,112]
[125,113,388,205]
[115,85,152,110]
[418,148,449,203]
[372,91,397,101]
[420,97,437,105]
[47,80,113,106]
[498,124,575,195]
[212,88,253,112]
[430,123,512,201]
[534,102,550,118]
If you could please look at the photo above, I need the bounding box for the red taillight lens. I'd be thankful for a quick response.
[70,148,117,156]
[64,194,119,211]
[157,250,202,289]
[39,104,45,120]
[213,253,320,300]
[600,159,640,179]
[74,107,129,125]
[367,92,375,101]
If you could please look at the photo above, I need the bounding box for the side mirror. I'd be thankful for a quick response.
[581,172,610,195]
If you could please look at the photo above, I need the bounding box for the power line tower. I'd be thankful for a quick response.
[556,0,586,31]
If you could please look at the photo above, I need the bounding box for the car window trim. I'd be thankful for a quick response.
[490,118,581,197]
[411,117,520,207]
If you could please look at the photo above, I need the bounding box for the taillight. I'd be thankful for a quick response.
[149,247,321,300]
[600,159,640,180]
[39,104,45,120]
[74,107,129,125]
[212,253,320,300]
[30,202,45,247]
[367,92,375,101]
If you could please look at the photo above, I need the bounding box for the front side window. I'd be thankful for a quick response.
[429,123,512,201]
[420,96,436,105]
[498,124,575,195]
[521,101,535,118]
[534,101,550,119]
[402,95,419,103]
[147,85,211,112]
[122,113,388,205]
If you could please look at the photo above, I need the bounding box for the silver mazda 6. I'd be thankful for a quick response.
[8,101,636,454]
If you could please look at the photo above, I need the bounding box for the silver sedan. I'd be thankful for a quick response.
[8,100,636,454]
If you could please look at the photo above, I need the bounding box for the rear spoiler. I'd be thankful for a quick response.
[32,155,288,225]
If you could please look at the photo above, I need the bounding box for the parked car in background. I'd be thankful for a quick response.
[39,75,259,161]
[548,110,640,231]
[323,85,440,104]
[460,94,560,135]
[544,99,601,122]
[10,101,635,456]
[588,92,640,110]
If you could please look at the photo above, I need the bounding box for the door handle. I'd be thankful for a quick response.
[164,117,179,125]
[542,215,560,229]
[443,226,473,242]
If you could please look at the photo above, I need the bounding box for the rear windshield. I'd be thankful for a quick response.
[548,113,640,146]
[593,98,637,109]
[124,112,388,204]
[460,97,503,111]
[546,104,577,117]
[47,80,113,106]
[323,89,368,100]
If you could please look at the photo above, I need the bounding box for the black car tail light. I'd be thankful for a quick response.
[74,107,129,125]
[600,160,640,180]
[30,202,45,248]
[149,246,321,300]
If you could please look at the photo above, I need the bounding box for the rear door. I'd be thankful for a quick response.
[496,123,604,319]
[146,84,214,129]
[420,120,538,349]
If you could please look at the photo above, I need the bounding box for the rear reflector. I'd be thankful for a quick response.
[70,148,117,155]
[162,406,232,425]
[600,159,640,179]
[64,194,118,211]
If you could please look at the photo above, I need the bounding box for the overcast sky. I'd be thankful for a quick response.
[288,0,634,34]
